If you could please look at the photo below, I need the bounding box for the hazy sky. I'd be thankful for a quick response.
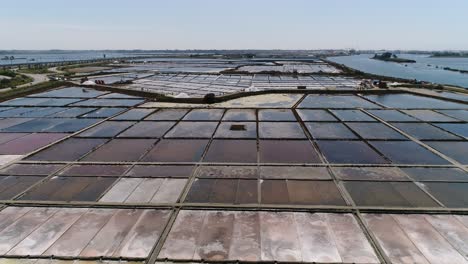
[2,0,468,50]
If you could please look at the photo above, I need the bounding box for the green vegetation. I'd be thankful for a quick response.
[18,67,53,74]
[372,52,416,63]
[0,81,72,101]
[0,69,16,78]
[64,72,76,77]
[59,62,111,72]
[0,70,33,89]
[431,52,468,58]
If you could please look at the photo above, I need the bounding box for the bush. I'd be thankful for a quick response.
[18,67,52,74]
[0,70,16,78]
[378,81,388,89]
[203,93,216,104]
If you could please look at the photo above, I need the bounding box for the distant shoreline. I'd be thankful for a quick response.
[430,55,468,58]
[430,52,468,58]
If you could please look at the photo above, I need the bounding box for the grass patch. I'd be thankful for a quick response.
[0,81,73,102]
[0,69,17,78]
[59,62,112,72]
[0,70,33,89]
[18,67,53,74]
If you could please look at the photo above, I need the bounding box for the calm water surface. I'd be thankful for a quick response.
[0,51,154,66]
[329,54,468,88]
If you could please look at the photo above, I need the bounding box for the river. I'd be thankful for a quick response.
[329,54,468,88]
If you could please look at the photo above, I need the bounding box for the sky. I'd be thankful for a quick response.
[2,0,468,50]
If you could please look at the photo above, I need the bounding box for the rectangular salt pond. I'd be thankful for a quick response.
[141,139,209,162]
[259,140,322,163]
[344,181,439,207]
[222,109,256,121]
[214,122,257,138]
[259,122,306,139]
[370,141,451,165]
[258,109,297,121]
[306,122,357,139]
[82,139,156,162]
[330,110,375,121]
[418,182,468,207]
[182,109,224,121]
[99,178,187,203]
[296,109,338,121]
[364,214,468,264]
[26,138,107,161]
[159,210,378,262]
[403,110,460,122]
[365,94,468,109]
[126,165,195,178]
[117,121,175,138]
[317,141,388,164]
[0,85,467,263]
[299,95,380,109]
[204,140,257,163]
[19,176,116,202]
[197,165,258,179]
[0,176,45,199]
[367,109,418,122]
[346,122,406,140]
[58,164,130,177]
[77,121,135,137]
[0,207,170,258]
[165,122,218,138]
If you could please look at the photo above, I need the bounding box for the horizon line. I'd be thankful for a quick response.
[1,49,468,52]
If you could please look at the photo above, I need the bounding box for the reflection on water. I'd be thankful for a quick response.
[329,54,468,88]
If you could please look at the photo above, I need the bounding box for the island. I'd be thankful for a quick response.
[443,67,468,74]
[372,52,416,63]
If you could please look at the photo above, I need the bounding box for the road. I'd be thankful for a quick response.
[0,72,49,93]
[48,66,65,74]
[17,73,49,88]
